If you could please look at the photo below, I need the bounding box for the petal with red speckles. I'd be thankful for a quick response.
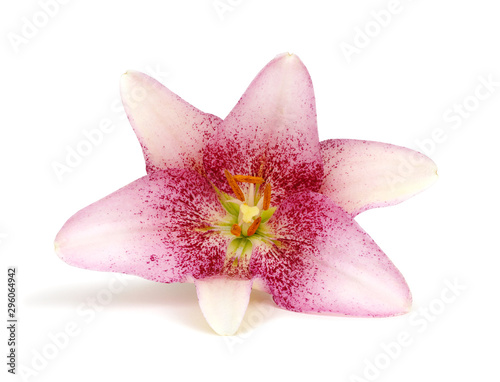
[55,169,230,283]
[204,53,324,205]
[251,192,411,317]
[320,139,438,216]
[120,71,221,174]
[195,277,253,335]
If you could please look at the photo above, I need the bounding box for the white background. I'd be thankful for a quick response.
[1,0,499,381]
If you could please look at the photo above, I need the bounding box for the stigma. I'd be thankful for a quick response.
[240,204,259,223]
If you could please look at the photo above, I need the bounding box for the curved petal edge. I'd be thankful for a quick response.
[195,277,253,335]
[120,70,221,175]
[55,169,228,283]
[204,53,324,205]
[251,192,412,317]
[320,139,438,216]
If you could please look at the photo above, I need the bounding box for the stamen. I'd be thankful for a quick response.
[224,169,245,202]
[263,184,271,210]
[247,217,262,236]
[233,175,265,184]
[230,224,241,236]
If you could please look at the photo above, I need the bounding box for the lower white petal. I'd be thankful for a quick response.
[195,277,253,335]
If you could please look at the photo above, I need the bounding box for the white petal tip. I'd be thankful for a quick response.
[121,70,133,79]
[120,70,143,88]
[195,277,253,336]
[275,52,300,63]
[389,293,412,316]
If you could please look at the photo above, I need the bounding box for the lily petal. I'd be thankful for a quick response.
[320,139,438,216]
[120,71,222,174]
[251,192,411,317]
[195,277,253,335]
[55,169,229,282]
[204,53,324,204]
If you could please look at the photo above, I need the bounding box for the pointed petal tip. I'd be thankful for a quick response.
[433,161,439,178]
[54,228,73,264]
[53,223,78,266]
[402,298,412,314]
[376,275,412,317]
[359,284,412,318]
[54,240,61,257]
[195,277,253,336]
[390,290,412,316]
[120,69,141,87]
[54,228,67,260]
[119,70,154,94]
[385,284,412,317]
[385,297,412,317]
[422,155,439,187]
[121,70,133,82]
[320,140,439,215]
[274,51,303,65]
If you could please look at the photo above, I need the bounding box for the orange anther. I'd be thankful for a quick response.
[230,224,242,236]
[233,175,265,184]
[263,184,271,210]
[224,169,245,201]
[247,217,262,236]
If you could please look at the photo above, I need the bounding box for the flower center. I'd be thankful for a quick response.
[240,204,260,223]
[211,170,278,268]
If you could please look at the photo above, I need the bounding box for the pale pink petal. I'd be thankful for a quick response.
[120,71,222,174]
[251,192,411,317]
[55,169,230,282]
[320,139,438,216]
[204,53,324,204]
[195,277,253,335]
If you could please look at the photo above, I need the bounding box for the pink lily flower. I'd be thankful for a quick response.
[55,53,437,335]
